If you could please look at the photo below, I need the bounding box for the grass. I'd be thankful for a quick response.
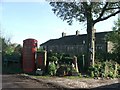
[63,76,81,79]
[26,72,91,79]
[32,75,54,79]
[30,74,86,79]
[30,75,94,82]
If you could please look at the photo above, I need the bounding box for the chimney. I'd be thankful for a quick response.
[76,30,80,36]
[62,32,66,37]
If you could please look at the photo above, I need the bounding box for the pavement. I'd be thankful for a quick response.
[22,74,120,89]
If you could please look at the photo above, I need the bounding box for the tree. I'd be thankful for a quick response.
[14,44,22,55]
[49,1,120,69]
[1,35,22,62]
[106,19,120,64]
[1,37,11,60]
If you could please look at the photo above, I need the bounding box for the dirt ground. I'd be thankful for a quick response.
[2,74,59,89]
[28,75,120,89]
[2,74,120,89]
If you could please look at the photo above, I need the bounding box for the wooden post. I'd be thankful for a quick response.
[73,56,79,72]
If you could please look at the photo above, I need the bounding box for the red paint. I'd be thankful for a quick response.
[23,38,37,73]
[38,54,43,66]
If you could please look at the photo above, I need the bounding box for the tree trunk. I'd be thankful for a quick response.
[85,6,95,70]
[86,24,95,69]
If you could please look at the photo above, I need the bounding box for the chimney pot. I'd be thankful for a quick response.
[76,30,80,35]
[62,32,66,37]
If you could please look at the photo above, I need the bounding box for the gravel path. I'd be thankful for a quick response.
[2,74,120,89]
[28,76,120,89]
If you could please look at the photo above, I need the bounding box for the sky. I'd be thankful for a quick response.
[0,1,119,46]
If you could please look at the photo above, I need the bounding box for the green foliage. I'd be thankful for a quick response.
[95,51,107,62]
[106,19,120,64]
[37,47,45,52]
[3,44,22,62]
[108,71,114,78]
[88,61,119,78]
[50,2,120,25]
[48,52,72,65]
[48,62,56,76]
[1,36,22,74]
[78,73,82,78]
[56,63,80,77]
[117,68,120,78]
[56,64,70,76]
[1,37,10,55]
[48,56,58,62]
[1,36,22,62]
[59,56,73,65]
[70,67,79,76]
[47,52,78,76]
[49,2,120,69]
[45,52,59,74]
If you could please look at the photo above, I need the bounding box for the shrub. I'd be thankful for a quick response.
[48,62,56,76]
[108,71,114,78]
[56,64,71,76]
[59,56,73,65]
[88,61,119,78]
[91,71,94,78]
[78,73,82,78]
[70,68,79,76]
[48,56,58,62]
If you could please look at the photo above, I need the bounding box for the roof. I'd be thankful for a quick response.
[40,31,112,46]
[23,38,38,42]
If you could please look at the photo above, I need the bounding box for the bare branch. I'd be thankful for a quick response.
[94,10,120,24]
[105,7,120,10]
[96,2,108,22]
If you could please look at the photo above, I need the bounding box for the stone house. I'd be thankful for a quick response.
[40,31,113,56]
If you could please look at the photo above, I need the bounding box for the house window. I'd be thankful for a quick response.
[83,40,85,44]
[97,46,102,50]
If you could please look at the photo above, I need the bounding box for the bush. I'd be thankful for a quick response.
[78,73,82,78]
[56,64,71,76]
[48,56,58,62]
[59,56,73,65]
[88,61,119,78]
[48,62,56,76]
[91,71,94,78]
[108,71,114,78]
[56,64,79,76]
[70,67,79,76]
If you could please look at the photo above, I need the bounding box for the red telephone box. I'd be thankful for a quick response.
[23,38,37,73]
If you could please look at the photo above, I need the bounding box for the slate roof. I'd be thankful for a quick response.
[40,31,111,46]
